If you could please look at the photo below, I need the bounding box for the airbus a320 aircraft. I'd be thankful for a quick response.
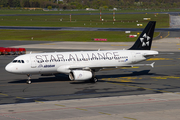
[5,21,158,84]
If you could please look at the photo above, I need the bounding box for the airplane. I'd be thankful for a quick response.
[5,21,158,84]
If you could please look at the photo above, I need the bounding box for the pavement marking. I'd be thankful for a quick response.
[120,80,134,82]
[40,43,56,45]
[124,117,137,120]
[111,44,128,46]
[156,64,180,67]
[131,67,139,68]
[121,77,142,80]
[0,81,70,87]
[35,100,44,103]
[99,112,111,115]
[0,93,8,96]
[121,67,139,69]
[76,108,88,111]
[2,98,180,116]
[151,46,157,48]
[147,58,173,61]
[16,97,25,99]
[0,114,26,120]
[107,76,176,94]
[151,77,167,79]
[103,78,133,82]
[144,98,156,101]
[103,77,142,83]
[151,76,180,80]
[109,82,173,94]
[163,31,170,39]
[0,92,45,104]
[54,104,66,107]
[0,84,27,86]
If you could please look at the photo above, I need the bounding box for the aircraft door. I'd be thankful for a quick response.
[131,52,136,63]
[30,56,37,68]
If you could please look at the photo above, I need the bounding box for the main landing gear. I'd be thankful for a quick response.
[89,71,98,83]
[26,74,31,84]
[90,77,98,83]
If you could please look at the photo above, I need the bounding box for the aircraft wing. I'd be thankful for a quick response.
[68,62,155,72]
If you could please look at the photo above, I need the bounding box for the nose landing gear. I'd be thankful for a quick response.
[26,74,31,84]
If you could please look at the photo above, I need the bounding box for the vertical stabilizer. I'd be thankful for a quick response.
[129,21,156,50]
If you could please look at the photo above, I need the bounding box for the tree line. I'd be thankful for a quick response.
[0,0,180,9]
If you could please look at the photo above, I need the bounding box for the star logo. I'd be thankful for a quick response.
[38,64,43,68]
[140,33,151,47]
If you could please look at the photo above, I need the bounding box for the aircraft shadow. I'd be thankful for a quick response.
[8,74,69,84]
[96,70,168,85]
[70,70,165,84]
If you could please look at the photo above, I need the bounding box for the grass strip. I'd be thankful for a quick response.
[0,30,159,42]
[0,14,169,28]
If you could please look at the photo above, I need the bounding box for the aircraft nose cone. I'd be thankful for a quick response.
[5,63,22,74]
[5,64,12,73]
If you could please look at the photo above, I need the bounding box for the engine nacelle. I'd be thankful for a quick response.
[69,70,92,81]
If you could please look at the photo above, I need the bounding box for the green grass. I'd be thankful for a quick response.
[0,30,159,42]
[0,10,167,42]
[0,14,169,28]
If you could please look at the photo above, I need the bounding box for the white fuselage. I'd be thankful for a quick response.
[5,50,158,75]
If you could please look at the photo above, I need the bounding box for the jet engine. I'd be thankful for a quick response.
[69,70,92,81]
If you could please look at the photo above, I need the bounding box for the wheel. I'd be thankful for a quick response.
[94,77,98,83]
[26,80,31,84]
[90,77,98,83]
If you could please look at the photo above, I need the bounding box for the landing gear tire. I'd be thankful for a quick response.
[90,77,98,83]
[26,80,31,84]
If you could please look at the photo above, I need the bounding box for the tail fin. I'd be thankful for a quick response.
[129,21,156,50]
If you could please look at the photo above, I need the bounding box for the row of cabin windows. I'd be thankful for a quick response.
[37,56,128,63]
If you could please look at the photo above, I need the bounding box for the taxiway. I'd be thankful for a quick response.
[0,38,180,120]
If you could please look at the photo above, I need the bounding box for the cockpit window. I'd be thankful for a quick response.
[12,60,25,63]
[12,60,17,63]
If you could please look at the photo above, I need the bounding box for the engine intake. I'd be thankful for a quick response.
[69,70,92,81]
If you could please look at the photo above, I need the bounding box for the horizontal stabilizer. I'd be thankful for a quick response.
[131,62,155,68]
[159,53,174,55]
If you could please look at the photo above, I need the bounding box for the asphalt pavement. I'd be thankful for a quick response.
[1,26,180,31]
[0,41,180,120]
[0,12,180,120]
